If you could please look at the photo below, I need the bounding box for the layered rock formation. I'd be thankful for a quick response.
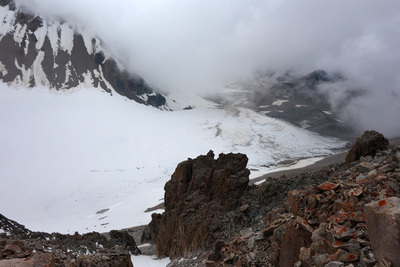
[0,0,166,107]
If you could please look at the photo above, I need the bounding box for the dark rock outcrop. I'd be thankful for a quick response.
[150,133,400,266]
[0,214,138,266]
[0,0,166,107]
[345,130,389,163]
[145,150,346,263]
[144,151,250,259]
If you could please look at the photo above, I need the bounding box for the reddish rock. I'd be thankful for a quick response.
[359,162,380,172]
[318,182,340,191]
[279,217,313,267]
[332,225,355,241]
[288,190,301,215]
[0,253,55,267]
[345,130,389,163]
[331,248,359,262]
[364,197,400,266]
[348,187,363,197]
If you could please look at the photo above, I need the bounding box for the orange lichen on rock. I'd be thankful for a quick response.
[378,199,387,207]
[318,182,339,191]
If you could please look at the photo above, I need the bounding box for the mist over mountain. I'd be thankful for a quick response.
[219,70,364,140]
[13,0,400,138]
[0,0,166,107]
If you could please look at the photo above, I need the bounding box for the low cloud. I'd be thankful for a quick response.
[16,0,400,137]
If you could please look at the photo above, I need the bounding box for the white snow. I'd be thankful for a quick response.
[272,99,289,106]
[322,110,333,115]
[295,104,308,107]
[0,83,347,235]
[300,120,311,128]
[34,26,47,50]
[0,61,8,76]
[59,23,74,54]
[131,255,170,267]
[32,51,50,87]
[14,58,31,84]
[251,156,325,182]
[78,26,95,55]
[0,5,16,41]
[13,23,27,45]
[46,22,60,55]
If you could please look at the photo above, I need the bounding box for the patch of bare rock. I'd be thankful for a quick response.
[0,214,139,266]
[143,130,400,266]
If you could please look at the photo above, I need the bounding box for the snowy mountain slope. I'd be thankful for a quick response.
[0,0,165,107]
[220,70,362,140]
[0,83,347,234]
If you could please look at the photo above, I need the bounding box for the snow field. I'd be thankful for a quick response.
[0,84,347,235]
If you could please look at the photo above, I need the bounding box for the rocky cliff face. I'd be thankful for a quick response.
[0,0,166,107]
[143,151,251,259]
[143,150,343,261]
[145,131,400,266]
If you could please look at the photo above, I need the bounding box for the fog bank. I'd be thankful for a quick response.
[15,0,400,137]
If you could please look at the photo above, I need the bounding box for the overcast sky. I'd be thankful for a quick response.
[16,0,400,137]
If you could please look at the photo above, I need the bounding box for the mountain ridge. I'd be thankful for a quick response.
[0,0,166,107]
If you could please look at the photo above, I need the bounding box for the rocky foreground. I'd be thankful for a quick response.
[143,131,400,266]
[1,130,399,266]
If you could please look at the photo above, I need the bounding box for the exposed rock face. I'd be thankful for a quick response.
[345,130,389,163]
[156,133,400,266]
[147,151,250,259]
[145,150,348,264]
[364,197,400,266]
[0,0,166,107]
[210,144,400,267]
[0,214,137,266]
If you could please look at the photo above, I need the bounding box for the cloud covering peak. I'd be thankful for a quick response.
[15,0,400,137]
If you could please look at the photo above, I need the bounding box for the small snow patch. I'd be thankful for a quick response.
[254,180,265,186]
[300,120,310,128]
[131,255,170,267]
[138,243,151,248]
[272,99,289,106]
[295,104,308,107]
[322,110,333,115]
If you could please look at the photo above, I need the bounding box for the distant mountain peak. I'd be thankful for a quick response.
[0,0,166,107]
